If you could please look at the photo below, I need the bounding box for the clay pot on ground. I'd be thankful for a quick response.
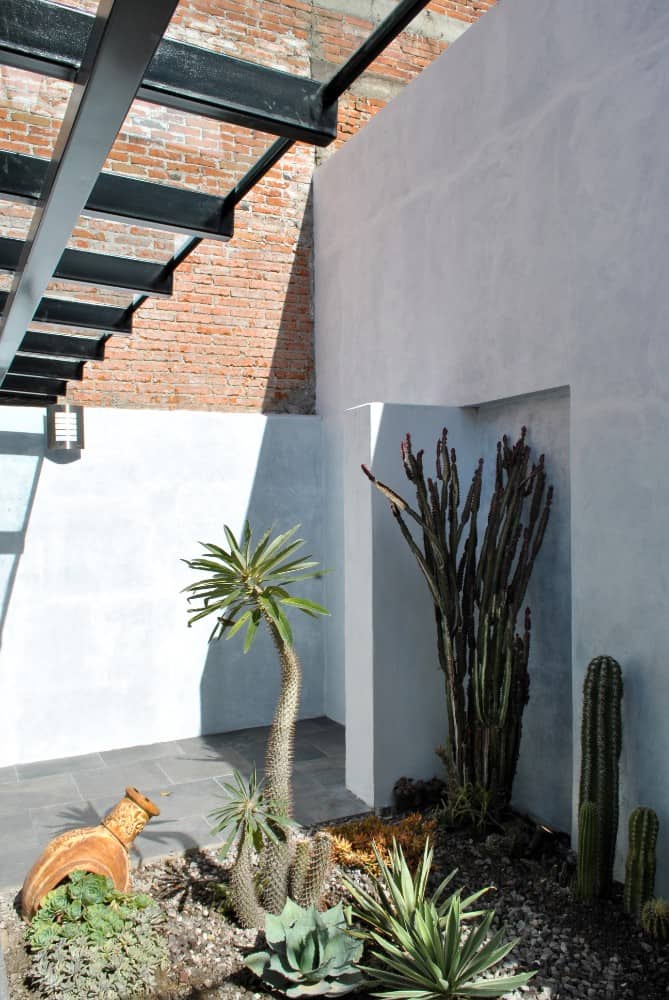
[20,786,160,919]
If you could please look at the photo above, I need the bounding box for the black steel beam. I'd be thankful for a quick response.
[0,0,337,145]
[319,0,433,107]
[0,390,58,406]
[2,374,67,397]
[0,237,172,297]
[0,151,233,241]
[0,290,130,334]
[10,355,84,381]
[0,0,180,384]
[20,330,105,361]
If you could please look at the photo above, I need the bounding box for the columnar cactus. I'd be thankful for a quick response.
[576,801,599,901]
[624,807,659,918]
[578,655,623,897]
[641,898,669,943]
[363,427,552,811]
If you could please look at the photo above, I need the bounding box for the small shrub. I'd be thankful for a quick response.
[245,898,364,996]
[437,782,497,832]
[325,813,436,873]
[26,870,168,999]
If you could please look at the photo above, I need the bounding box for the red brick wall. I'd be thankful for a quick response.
[0,0,494,411]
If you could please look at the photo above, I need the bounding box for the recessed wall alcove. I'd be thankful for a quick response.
[343,387,571,833]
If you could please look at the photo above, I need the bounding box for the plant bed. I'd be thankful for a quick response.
[1,809,667,1000]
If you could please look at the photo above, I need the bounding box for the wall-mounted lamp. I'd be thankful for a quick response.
[46,404,84,451]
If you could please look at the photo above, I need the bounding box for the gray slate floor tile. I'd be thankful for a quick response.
[73,760,173,800]
[30,801,102,843]
[100,740,183,766]
[0,773,81,817]
[129,815,223,862]
[157,751,243,784]
[0,767,17,786]
[17,752,105,781]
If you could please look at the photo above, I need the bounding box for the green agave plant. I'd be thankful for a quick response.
[345,841,535,1000]
[245,898,364,997]
[184,522,331,922]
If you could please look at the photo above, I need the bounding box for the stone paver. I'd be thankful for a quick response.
[0,717,366,890]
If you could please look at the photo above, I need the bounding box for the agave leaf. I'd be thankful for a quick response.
[245,950,270,977]
[243,615,259,653]
[223,525,246,570]
[456,970,535,997]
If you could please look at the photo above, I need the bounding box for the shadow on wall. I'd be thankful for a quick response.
[0,427,45,648]
[261,186,315,415]
[198,413,325,739]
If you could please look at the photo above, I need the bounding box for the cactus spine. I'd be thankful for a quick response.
[578,655,623,897]
[576,801,599,901]
[624,807,659,918]
[363,427,552,812]
[641,898,669,942]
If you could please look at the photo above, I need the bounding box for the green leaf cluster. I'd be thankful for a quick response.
[245,899,364,996]
[183,522,329,648]
[344,840,535,999]
[26,870,156,951]
[209,766,295,857]
[27,873,168,999]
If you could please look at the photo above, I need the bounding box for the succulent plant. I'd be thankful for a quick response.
[184,523,331,923]
[27,874,168,999]
[641,897,669,943]
[576,800,599,901]
[624,806,659,918]
[363,427,552,812]
[578,655,623,896]
[245,899,364,996]
[344,839,535,999]
[26,870,158,951]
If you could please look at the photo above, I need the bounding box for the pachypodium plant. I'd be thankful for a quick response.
[624,806,659,918]
[245,899,364,997]
[363,427,552,812]
[184,522,331,924]
[578,655,623,897]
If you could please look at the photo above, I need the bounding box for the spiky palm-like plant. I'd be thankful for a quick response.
[183,522,330,919]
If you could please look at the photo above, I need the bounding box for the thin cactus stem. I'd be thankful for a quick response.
[624,807,659,918]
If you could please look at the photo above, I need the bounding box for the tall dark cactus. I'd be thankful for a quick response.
[362,426,552,811]
[579,655,623,897]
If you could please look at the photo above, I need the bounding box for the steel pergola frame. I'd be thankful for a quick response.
[0,0,433,405]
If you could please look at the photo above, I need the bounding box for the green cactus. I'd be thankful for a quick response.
[363,427,552,811]
[641,898,669,943]
[578,655,623,897]
[245,899,364,997]
[576,801,599,901]
[184,523,331,924]
[291,832,333,908]
[624,806,659,918]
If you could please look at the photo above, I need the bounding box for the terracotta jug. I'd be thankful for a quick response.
[21,786,160,919]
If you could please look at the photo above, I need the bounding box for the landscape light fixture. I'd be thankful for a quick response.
[46,403,84,451]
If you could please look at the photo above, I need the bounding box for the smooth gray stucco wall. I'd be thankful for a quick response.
[315,0,669,891]
[0,407,325,765]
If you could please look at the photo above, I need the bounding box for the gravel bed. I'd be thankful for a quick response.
[1,812,667,999]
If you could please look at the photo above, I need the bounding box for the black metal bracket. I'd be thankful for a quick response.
[0,0,338,146]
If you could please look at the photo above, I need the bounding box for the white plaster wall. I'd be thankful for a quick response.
[315,0,669,891]
[0,407,325,765]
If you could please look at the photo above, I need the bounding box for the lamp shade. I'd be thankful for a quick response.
[46,403,84,451]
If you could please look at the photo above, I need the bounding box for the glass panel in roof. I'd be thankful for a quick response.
[163,0,311,77]
[0,67,73,160]
[103,98,275,198]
